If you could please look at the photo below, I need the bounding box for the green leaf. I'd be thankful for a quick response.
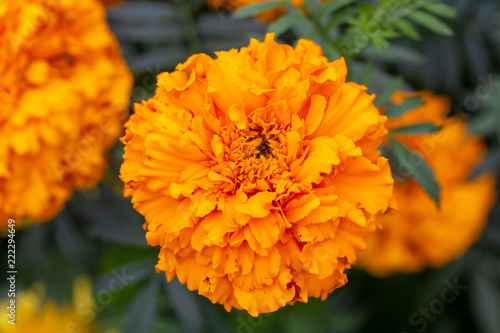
[424,3,458,19]
[471,273,500,333]
[395,19,421,40]
[408,10,454,36]
[325,7,358,30]
[389,136,440,205]
[468,112,497,135]
[164,277,204,331]
[95,260,156,293]
[362,45,424,65]
[391,122,442,134]
[232,1,284,19]
[373,76,404,106]
[313,0,356,22]
[267,13,302,37]
[384,96,424,119]
[370,33,390,52]
[360,61,374,87]
[303,0,315,10]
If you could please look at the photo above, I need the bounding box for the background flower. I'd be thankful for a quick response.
[357,91,497,276]
[0,277,98,333]
[0,0,132,226]
[120,33,394,316]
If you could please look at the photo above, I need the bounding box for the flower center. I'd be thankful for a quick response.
[210,122,303,199]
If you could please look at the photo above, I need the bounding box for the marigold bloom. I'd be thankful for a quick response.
[357,92,497,276]
[120,33,394,316]
[0,277,96,332]
[208,0,330,22]
[0,0,132,226]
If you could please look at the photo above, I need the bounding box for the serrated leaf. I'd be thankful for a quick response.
[373,76,404,106]
[267,13,302,37]
[313,0,356,21]
[408,10,454,36]
[391,122,442,134]
[385,96,424,119]
[395,19,421,40]
[389,136,440,205]
[424,3,458,19]
[232,1,284,19]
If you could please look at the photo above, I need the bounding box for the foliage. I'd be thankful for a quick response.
[1,0,499,332]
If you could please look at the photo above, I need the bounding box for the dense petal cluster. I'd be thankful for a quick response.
[121,33,394,316]
[208,0,330,22]
[0,0,133,226]
[0,278,96,332]
[357,92,497,276]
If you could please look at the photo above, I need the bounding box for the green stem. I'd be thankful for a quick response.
[286,1,341,59]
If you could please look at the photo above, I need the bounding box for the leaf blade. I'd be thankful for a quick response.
[424,3,458,19]
[384,96,424,119]
[389,136,441,205]
[373,76,404,106]
[408,10,454,36]
[395,19,421,40]
[267,13,302,37]
[313,0,356,21]
[124,276,161,333]
[391,122,442,134]
[232,1,284,19]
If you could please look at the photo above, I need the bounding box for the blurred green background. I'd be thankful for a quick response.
[2,0,500,332]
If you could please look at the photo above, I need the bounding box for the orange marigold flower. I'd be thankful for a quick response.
[357,91,497,276]
[120,33,394,316]
[0,0,133,226]
[1,277,97,332]
[208,0,330,22]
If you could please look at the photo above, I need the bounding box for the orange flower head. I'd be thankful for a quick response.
[120,33,394,316]
[0,0,133,226]
[208,0,330,22]
[357,91,497,276]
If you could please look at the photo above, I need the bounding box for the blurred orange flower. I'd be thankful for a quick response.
[120,33,394,316]
[1,277,97,332]
[208,0,329,22]
[0,0,133,226]
[357,92,497,276]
